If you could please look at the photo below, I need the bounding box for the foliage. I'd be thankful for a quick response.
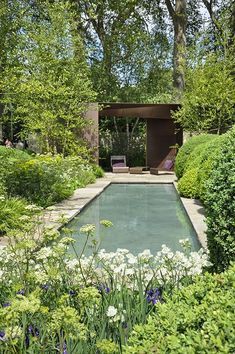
[204,126,235,272]
[0,222,210,353]
[174,52,235,133]
[174,134,217,179]
[72,0,172,103]
[177,168,199,199]
[0,1,96,155]
[178,135,224,199]
[124,263,235,354]
[5,155,96,207]
[0,147,31,192]
[0,197,41,236]
[197,135,226,200]
[91,164,104,178]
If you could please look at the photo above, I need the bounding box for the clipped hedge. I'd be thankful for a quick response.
[177,136,224,199]
[205,127,235,272]
[177,167,199,198]
[125,264,235,354]
[174,134,217,179]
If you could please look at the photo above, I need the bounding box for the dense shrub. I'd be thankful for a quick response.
[177,136,224,199]
[197,135,226,201]
[125,264,235,354]
[6,155,97,207]
[0,147,31,186]
[92,164,104,178]
[175,134,217,179]
[205,127,235,272]
[178,168,199,198]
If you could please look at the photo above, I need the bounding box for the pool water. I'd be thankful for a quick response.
[65,183,201,255]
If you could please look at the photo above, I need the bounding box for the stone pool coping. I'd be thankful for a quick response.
[0,172,207,248]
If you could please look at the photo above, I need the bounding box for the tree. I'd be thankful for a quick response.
[0,1,96,155]
[164,0,187,100]
[173,52,235,134]
[71,0,171,102]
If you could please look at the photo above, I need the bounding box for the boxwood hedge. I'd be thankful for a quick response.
[204,127,235,272]
[174,134,217,179]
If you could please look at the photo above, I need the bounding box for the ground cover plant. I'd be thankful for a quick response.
[0,221,210,353]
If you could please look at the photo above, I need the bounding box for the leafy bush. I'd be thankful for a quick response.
[5,155,96,207]
[178,135,224,199]
[0,147,31,187]
[175,134,217,179]
[125,264,235,354]
[197,135,226,201]
[178,168,199,198]
[92,164,104,178]
[205,127,235,272]
[0,197,41,235]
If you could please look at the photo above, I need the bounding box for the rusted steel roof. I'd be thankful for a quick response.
[99,103,180,119]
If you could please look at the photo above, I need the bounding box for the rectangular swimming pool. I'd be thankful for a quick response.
[65,183,201,255]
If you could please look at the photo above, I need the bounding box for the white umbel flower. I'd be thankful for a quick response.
[106,306,117,317]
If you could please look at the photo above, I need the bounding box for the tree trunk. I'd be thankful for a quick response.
[165,0,187,100]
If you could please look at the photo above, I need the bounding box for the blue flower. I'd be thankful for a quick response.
[69,289,76,296]
[2,302,10,307]
[17,289,25,295]
[0,331,5,341]
[41,284,49,291]
[97,283,110,294]
[146,288,162,305]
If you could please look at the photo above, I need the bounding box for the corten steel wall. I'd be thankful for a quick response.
[99,103,182,168]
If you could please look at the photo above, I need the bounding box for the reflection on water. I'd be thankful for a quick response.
[64,184,200,256]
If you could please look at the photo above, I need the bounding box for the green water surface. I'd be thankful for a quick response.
[65,183,201,255]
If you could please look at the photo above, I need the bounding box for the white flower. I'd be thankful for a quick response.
[107,306,117,317]
[80,224,95,234]
[127,255,137,264]
[66,259,80,270]
[36,247,52,260]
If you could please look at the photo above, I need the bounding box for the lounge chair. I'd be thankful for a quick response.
[150,149,176,175]
[111,155,129,173]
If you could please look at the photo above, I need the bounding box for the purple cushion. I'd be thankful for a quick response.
[164,159,173,170]
[112,162,125,167]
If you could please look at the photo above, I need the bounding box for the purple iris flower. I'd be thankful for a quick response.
[0,331,5,341]
[97,284,110,294]
[28,325,39,337]
[69,289,76,296]
[2,302,10,307]
[41,284,49,291]
[63,342,68,354]
[17,289,25,295]
[56,341,67,354]
[146,288,162,305]
[26,325,40,347]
